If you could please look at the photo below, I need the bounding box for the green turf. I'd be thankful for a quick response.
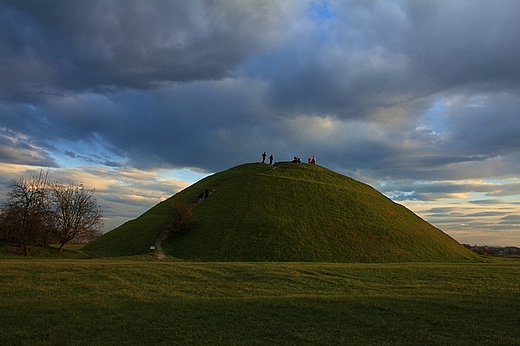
[0,258,518,345]
[0,244,91,259]
[84,163,478,262]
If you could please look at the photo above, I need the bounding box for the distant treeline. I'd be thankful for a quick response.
[464,244,520,256]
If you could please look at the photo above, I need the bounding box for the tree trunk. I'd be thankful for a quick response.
[22,242,29,256]
[58,242,65,253]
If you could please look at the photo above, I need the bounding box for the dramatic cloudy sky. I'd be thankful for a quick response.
[2,0,520,246]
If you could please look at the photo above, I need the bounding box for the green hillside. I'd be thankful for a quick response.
[84,163,478,262]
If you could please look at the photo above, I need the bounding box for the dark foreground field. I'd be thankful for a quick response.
[1,257,519,345]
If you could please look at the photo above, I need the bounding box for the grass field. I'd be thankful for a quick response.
[1,254,519,345]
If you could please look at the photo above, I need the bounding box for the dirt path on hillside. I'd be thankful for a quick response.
[154,225,170,259]
[153,204,197,259]
[154,190,212,259]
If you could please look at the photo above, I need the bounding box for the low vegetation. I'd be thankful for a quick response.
[1,257,519,345]
[0,244,90,259]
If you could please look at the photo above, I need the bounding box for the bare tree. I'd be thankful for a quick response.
[170,201,194,233]
[1,171,49,255]
[49,182,103,253]
[0,210,13,245]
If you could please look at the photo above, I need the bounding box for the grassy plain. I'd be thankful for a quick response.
[1,255,519,345]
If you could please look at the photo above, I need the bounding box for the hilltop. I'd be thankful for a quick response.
[84,162,478,262]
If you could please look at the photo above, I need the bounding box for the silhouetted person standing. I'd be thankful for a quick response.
[262,152,266,163]
[269,154,273,165]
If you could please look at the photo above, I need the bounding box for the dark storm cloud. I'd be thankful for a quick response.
[470,199,517,205]
[240,0,520,119]
[467,211,509,218]
[423,207,460,216]
[444,93,520,157]
[500,215,520,225]
[0,127,57,166]
[380,179,511,202]
[0,0,289,101]
[71,80,275,172]
[402,1,520,87]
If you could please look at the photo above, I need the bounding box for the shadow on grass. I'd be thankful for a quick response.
[2,297,518,345]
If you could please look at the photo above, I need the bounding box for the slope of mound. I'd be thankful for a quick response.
[85,163,478,262]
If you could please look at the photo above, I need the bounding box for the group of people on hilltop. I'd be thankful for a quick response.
[262,152,316,165]
[294,155,316,164]
[262,152,274,165]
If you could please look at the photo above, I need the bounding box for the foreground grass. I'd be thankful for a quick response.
[1,259,519,345]
[0,244,91,259]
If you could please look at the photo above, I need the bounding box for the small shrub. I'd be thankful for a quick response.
[170,201,194,233]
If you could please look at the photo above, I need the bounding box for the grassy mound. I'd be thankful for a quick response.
[85,163,478,262]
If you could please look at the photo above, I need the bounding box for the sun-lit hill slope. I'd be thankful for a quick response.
[84,162,478,262]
